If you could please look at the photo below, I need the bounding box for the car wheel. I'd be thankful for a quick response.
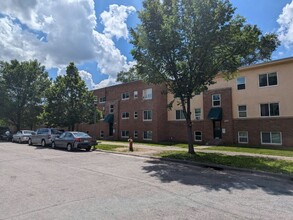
[67,144,72,151]
[51,141,56,149]
[86,146,91,152]
[28,139,32,145]
[41,139,46,147]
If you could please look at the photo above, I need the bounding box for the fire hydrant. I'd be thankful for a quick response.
[128,137,133,152]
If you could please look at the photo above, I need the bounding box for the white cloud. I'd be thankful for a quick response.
[277,1,293,48]
[100,4,136,39]
[79,70,97,90]
[0,1,136,89]
[93,77,119,89]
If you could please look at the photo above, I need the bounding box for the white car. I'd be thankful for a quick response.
[12,130,35,143]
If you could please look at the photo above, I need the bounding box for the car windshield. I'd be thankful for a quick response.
[23,131,34,134]
[73,132,91,138]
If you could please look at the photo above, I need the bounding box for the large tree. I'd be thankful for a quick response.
[43,62,96,130]
[0,60,51,130]
[130,0,279,153]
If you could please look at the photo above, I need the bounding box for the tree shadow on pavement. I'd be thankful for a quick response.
[142,159,293,196]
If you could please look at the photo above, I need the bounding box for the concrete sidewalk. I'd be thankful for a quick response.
[99,141,293,161]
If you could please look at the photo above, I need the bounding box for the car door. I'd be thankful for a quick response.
[55,132,66,148]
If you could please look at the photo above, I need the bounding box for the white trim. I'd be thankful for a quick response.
[194,131,202,142]
[259,102,280,117]
[238,131,248,144]
[236,76,246,90]
[212,94,221,107]
[258,72,278,88]
[238,105,247,118]
[143,110,152,121]
[143,131,152,140]
[121,130,129,138]
[260,132,282,145]
[121,92,130,100]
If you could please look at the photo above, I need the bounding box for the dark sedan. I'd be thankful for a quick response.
[51,131,93,151]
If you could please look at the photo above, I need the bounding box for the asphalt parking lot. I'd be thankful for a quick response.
[0,142,292,220]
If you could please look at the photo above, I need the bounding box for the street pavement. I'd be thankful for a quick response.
[0,142,292,220]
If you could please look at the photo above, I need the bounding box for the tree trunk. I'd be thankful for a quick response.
[181,96,195,154]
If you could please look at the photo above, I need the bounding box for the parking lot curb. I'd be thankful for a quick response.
[93,149,293,181]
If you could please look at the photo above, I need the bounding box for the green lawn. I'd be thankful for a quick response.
[156,151,293,175]
[204,146,293,157]
[93,144,126,151]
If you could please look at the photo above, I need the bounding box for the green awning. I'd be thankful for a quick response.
[104,114,114,123]
[207,107,222,120]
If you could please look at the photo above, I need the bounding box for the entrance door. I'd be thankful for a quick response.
[109,123,113,136]
[213,121,222,139]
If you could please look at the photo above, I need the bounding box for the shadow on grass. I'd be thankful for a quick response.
[142,152,293,196]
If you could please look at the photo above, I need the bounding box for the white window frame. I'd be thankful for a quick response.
[143,88,152,100]
[121,130,129,138]
[121,92,130,100]
[238,131,248,143]
[143,110,152,121]
[260,103,279,117]
[134,91,138,99]
[176,110,185,120]
[237,77,246,90]
[194,108,201,120]
[143,131,152,140]
[212,94,221,107]
[134,111,138,119]
[122,112,129,119]
[134,131,138,139]
[194,131,202,142]
[259,72,278,88]
[238,105,247,118]
[99,97,106,103]
[261,132,282,145]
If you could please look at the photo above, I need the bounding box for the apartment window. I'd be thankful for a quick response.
[122,112,130,119]
[259,72,278,87]
[237,77,246,90]
[238,131,248,143]
[212,94,221,107]
[143,110,152,121]
[143,88,152,100]
[194,131,202,142]
[238,105,247,118]
[121,131,129,138]
[176,110,185,120]
[121,92,130,100]
[134,91,138,99]
[109,104,114,113]
[134,131,138,139]
[260,103,279,117]
[100,131,104,139]
[143,131,152,140]
[99,97,106,103]
[134,111,138,119]
[195,108,201,120]
[261,132,282,145]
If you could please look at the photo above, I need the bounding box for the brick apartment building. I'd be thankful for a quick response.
[78,57,293,147]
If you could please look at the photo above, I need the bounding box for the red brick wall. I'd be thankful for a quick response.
[234,117,293,147]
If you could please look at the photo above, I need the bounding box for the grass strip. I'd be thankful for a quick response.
[156,151,293,175]
[205,146,293,157]
[94,144,126,151]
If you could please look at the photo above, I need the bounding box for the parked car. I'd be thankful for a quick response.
[12,130,35,143]
[0,127,13,141]
[28,128,63,147]
[51,131,93,151]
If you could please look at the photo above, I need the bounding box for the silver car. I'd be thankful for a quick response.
[51,131,93,151]
[12,130,35,143]
[28,128,63,147]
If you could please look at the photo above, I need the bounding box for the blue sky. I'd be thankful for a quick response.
[0,0,293,89]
